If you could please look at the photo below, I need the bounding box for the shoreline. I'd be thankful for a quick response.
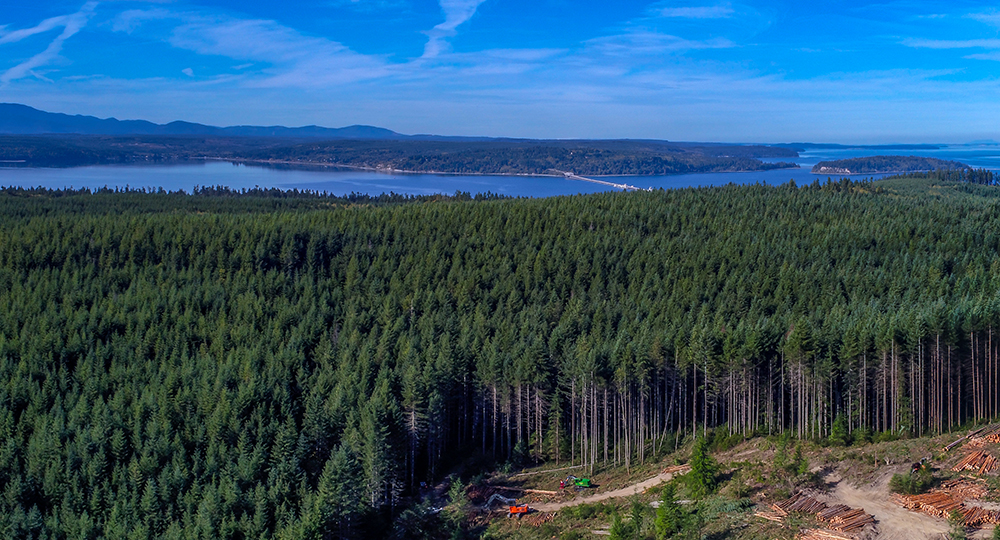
[204,156,801,178]
[810,168,943,176]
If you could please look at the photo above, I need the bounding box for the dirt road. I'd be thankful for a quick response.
[822,470,948,540]
[532,471,678,512]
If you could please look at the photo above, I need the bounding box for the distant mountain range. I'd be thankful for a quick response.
[0,103,411,139]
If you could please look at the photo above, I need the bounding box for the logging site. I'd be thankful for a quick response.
[455,423,1000,540]
[9,179,1000,539]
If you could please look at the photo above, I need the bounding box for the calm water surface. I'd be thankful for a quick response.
[2,144,998,197]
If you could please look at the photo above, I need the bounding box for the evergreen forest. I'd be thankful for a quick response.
[3,175,1000,538]
[0,135,796,174]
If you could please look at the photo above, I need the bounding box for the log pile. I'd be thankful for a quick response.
[816,505,876,533]
[891,492,964,519]
[754,510,784,523]
[891,493,1000,525]
[936,478,988,501]
[951,450,1000,474]
[774,492,828,515]
[774,493,875,536]
[663,464,692,474]
[797,529,853,540]
[961,506,1000,527]
[945,427,985,452]
[967,424,1000,448]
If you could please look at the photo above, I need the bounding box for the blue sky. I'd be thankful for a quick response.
[2,1,1000,142]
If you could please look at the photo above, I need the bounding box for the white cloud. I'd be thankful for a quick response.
[902,37,1000,49]
[114,10,394,87]
[0,2,97,85]
[182,68,194,77]
[112,9,172,34]
[657,5,735,19]
[586,31,735,56]
[422,0,487,58]
[967,11,1000,27]
[965,52,1000,61]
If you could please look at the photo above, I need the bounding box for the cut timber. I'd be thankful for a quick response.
[945,426,987,452]
[952,450,1000,475]
[775,492,828,514]
[776,492,875,534]
[816,504,876,533]
[797,528,853,540]
[936,478,988,501]
[662,464,692,474]
[892,487,1000,526]
[754,510,784,523]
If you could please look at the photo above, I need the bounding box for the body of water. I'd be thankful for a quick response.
[1,144,997,197]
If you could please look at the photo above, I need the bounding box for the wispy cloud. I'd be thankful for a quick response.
[0,2,97,85]
[114,10,393,88]
[112,9,172,34]
[965,51,1000,61]
[967,11,1000,27]
[422,0,487,58]
[657,5,735,19]
[328,0,407,11]
[902,37,1000,49]
[586,31,735,56]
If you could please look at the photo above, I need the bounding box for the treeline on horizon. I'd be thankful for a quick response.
[811,155,969,174]
[241,140,798,176]
[0,184,509,217]
[0,134,797,175]
[897,167,998,186]
[5,175,1000,538]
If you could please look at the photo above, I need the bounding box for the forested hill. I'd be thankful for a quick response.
[811,155,967,174]
[238,139,798,175]
[5,176,1000,538]
[0,135,797,174]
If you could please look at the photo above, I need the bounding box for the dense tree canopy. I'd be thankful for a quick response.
[2,176,1000,538]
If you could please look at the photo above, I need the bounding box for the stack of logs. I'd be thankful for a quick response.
[938,479,987,500]
[773,492,828,515]
[892,479,1000,526]
[753,510,785,523]
[816,505,877,533]
[952,450,1000,474]
[797,529,853,540]
[770,493,876,536]
[962,506,1000,527]
[663,464,692,474]
[891,492,964,519]
[970,425,1000,446]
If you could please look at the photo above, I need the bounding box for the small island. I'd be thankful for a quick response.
[811,155,968,174]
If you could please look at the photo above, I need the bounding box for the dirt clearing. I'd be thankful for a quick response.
[531,470,680,512]
[823,470,948,540]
